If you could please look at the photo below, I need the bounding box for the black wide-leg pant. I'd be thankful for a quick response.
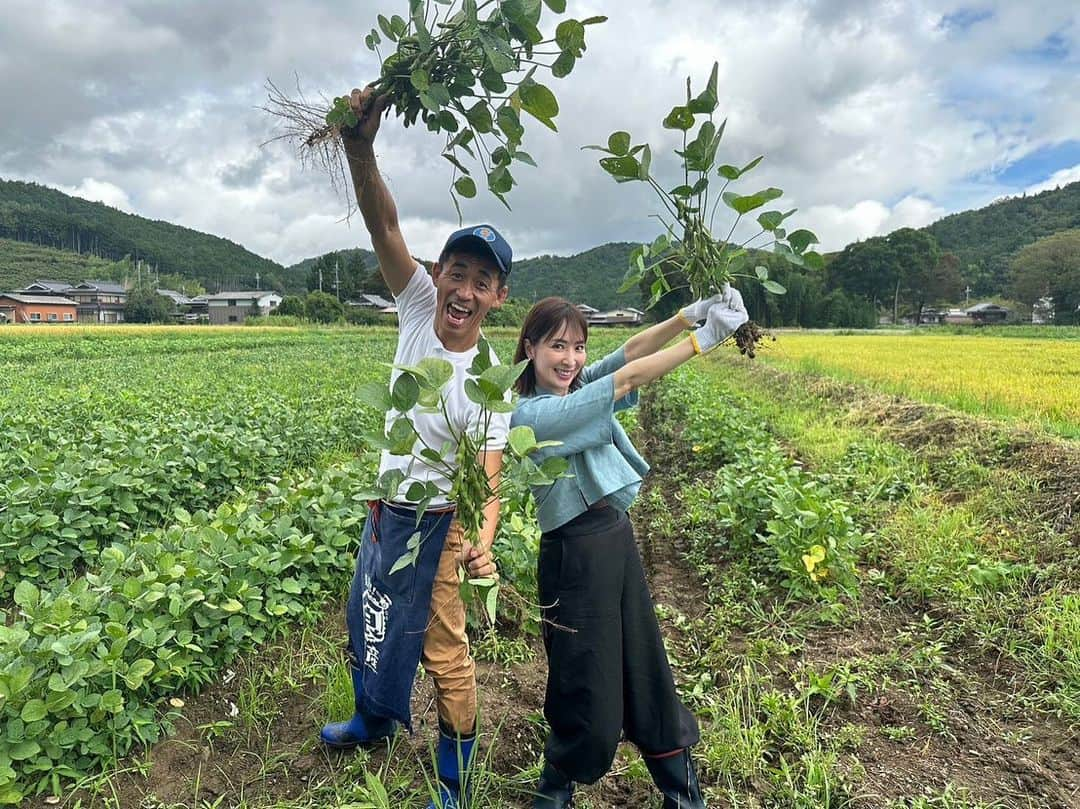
[538,505,700,785]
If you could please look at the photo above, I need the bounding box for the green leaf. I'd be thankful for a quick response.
[469,338,494,375]
[410,69,431,92]
[480,69,507,93]
[392,372,420,412]
[599,155,642,181]
[417,357,454,389]
[723,187,783,215]
[20,699,47,723]
[552,50,576,78]
[496,106,525,144]
[8,740,40,761]
[608,131,631,156]
[464,101,493,133]
[582,15,607,24]
[480,359,528,392]
[388,548,417,576]
[662,106,695,131]
[454,177,477,198]
[762,279,787,295]
[507,425,538,457]
[484,581,499,623]
[388,418,417,455]
[755,265,769,280]
[757,209,794,231]
[13,581,38,610]
[480,31,516,73]
[555,19,585,53]
[542,0,566,11]
[687,61,719,114]
[488,165,514,194]
[519,80,559,130]
[787,228,819,254]
[514,150,538,167]
[377,14,395,40]
[357,381,392,411]
[803,250,825,270]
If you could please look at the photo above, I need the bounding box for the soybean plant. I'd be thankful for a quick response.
[265,0,605,216]
[586,62,824,355]
[355,338,566,622]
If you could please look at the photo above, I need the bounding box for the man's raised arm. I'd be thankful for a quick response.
[342,86,417,297]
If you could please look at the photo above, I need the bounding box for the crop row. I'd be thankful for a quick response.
[649,364,862,602]
[0,338,392,600]
[0,325,398,365]
[0,460,376,804]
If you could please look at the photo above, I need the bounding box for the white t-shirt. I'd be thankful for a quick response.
[379,267,510,505]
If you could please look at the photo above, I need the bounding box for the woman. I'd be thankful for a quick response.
[510,289,748,809]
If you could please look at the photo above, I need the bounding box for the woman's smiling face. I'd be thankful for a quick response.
[525,323,588,396]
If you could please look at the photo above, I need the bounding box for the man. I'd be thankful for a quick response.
[319,85,511,809]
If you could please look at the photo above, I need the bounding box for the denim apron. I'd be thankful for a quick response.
[346,500,455,730]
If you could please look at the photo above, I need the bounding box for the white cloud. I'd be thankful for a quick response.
[61,178,135,213]
[1025,163,1080,195]
[1,0,1077,267]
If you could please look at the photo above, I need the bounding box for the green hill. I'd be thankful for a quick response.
[509,242,640,310]
[924,180,1080,295]
[0,238,130,294]
[0,179,291,293]
[286,242,643,311]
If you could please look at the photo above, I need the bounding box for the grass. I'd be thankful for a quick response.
[695,356,1079,717]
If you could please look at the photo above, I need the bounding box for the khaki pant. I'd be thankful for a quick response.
[421,520,477,734]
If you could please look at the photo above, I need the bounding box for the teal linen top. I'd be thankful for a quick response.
[510,347,649,533]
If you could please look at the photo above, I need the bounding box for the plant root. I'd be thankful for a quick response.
[729,320,772,358]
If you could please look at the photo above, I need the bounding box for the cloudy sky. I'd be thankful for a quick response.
[1,0,1077,267]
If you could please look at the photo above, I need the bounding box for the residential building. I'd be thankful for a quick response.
[204,291,283,324]
[966,302,1010,324]
[347,293,394,310]
[0,293,78,324]
[19,279,73,296]
[588,307,645,326]
[66,280,128,323]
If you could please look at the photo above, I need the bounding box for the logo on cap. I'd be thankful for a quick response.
[473,226,496,242]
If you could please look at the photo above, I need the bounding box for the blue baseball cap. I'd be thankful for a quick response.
[441,224,512,277]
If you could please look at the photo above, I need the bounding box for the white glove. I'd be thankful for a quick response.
[691,286,749,353]
[678,290,726,327]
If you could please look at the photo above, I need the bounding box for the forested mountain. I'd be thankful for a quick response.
[0,179,288,292]
[285,242,641,311]
[925,181,1080,295]
[507,242,640,310]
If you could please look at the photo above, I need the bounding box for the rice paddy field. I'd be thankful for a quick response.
[756,329,1080,438]
[2,324,1077,809]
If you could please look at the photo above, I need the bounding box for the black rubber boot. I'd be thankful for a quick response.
[532,760,574,809]
[643,749,706,809]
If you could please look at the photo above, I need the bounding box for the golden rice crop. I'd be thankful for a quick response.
[758,332,1080,436]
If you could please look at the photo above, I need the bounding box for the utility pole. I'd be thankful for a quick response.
[965,285,971,305]
[255,272,260,290]
[318,267,323,292]
[334,260,340,301]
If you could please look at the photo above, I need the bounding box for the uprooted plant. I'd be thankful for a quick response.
[264,0,605,216]
[585,62,824,356]
[355,337,567,623]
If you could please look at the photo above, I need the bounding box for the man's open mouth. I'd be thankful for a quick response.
[446,301,472,327]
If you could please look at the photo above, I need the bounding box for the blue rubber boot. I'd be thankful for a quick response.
[319,665,397,749]
[426,721,477,809]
